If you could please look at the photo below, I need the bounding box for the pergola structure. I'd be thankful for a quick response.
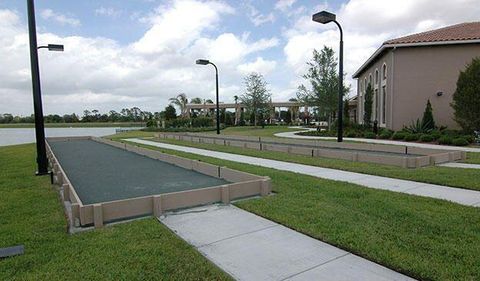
[185,101,308,125]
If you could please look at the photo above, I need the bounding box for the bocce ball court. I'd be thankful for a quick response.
[46,137,271,228]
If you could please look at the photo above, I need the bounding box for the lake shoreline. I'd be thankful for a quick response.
[0,122,145,128]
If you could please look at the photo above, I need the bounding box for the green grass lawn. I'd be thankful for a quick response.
[463,152,480,164]
[117,139,480,281]
[0,144,230,281]
[207,125,303,137]
[129,136,480,192]
[0,122,144,128]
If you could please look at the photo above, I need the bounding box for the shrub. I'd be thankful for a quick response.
[364,132,376,139]
[364,83,373,127]
[452,57,480,132]
[191,117,214,128]
[381,129,394,136]
[379,131,392,139]
[421,99,436,131]
[345,131,357,138]
[392,132,407,140]
[430,130,442,140]
[452,137,469,146]
[404,118,433,134]
[438,135,453,145]
[462,134,475,143]
[419,134,434,142]
[404,133,420,141]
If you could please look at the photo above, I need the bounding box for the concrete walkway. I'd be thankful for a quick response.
[438,162,480,169]
[274,130,480,153]
[126,138,480,207]
[161,204,414,281]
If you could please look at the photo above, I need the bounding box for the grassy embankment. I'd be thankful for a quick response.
[0,144,231,280]
[112,136,480,281]
[206,125,303,137]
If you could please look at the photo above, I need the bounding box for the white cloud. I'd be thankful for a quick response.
[251,12,275,26]
[191,33,278,64]
[95,7,122,18]
[237,57,277,75]
[40,9,80,27]
[0,1,279,115]
[282,0,480,98]
[275,0,297,12]
[133,0,234,54]
[3,0,480,115]
[246,3,275,26]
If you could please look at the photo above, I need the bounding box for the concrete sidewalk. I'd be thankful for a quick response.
[126,138,480,207]
[161,204,414,281]
[274,130,480,153]
[438,162,480,169]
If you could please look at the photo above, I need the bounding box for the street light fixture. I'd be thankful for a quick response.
[27,0,64,175]
[196,59,220,134]
[38,44,65,51]
[312,10,344,142]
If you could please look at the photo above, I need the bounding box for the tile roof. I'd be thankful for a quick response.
[384,22,480,45]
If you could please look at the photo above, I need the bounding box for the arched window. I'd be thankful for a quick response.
[364,78,367,89]
[375,69,379,84]
[369,74,372,85]
[382,63,387,80]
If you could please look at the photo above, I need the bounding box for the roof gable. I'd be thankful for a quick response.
[384,22,480,45]
[353,22,480,78]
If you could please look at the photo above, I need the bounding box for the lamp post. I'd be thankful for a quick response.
[196,59,220,134]
[27,0,64,175]
[312,11,344,142]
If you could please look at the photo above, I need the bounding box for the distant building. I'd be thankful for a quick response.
[353,22,480,131]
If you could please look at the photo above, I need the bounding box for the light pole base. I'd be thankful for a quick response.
[35,170,50,176]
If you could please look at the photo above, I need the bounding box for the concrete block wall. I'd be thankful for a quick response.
[155,132,461,168]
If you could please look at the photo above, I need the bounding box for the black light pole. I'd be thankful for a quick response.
[196,59,220,134]
[313,11,344,142]
[27,0,64,175]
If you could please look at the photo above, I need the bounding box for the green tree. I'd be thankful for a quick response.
[363,83,373,127]
[297,46,350,123]
[452,57,480,132]
[164,105,177,121]
[240,72,271,126]
[421,99,435,130]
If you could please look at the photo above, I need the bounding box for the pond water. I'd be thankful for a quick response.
[0,127,136,147]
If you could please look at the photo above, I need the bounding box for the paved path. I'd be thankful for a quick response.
[274,130,480,152]
[126,138,480,207]
[438,162,480,169]
[161,204,414,281]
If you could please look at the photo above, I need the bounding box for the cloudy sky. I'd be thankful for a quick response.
[1,0,479,116]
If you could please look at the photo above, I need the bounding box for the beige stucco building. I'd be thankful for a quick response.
[353,22,480,131]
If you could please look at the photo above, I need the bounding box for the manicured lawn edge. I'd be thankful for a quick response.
[116,138,480,281]
[0,144,231,281]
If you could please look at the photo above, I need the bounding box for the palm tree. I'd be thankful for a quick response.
[169,93,188,117]
[189,97,203,117]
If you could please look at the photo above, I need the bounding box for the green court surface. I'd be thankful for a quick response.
[48,139,228,204]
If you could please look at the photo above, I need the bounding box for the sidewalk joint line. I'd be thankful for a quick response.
[280,253,351,281]
[197,225,279,248]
